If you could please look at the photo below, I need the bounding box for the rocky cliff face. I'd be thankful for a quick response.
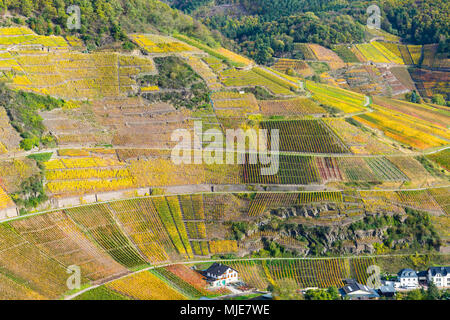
[266,205,390,255]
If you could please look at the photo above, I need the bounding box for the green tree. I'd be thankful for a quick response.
[431,94,446,106]
[426,282,441,300]
[403,289,425,300]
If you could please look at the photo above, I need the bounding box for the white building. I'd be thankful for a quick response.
[205,263,239,287]
[427,267,450,288]
[397,269,419,289]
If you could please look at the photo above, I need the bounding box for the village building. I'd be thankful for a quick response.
[397,269,419,289]
[339,279,380,300]
[427,266,450,288]
[204,263,239,287]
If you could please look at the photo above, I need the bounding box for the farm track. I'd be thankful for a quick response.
[2,184,449,226]
[1,144,449,161]
[65,252,450,300]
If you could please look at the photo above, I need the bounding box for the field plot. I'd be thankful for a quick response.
[372,42,404,64]
[0,49,155,99]
[129,34,197,54]
[166,196,195,258]
[93,97,193,148]
[351,257,376,285]
[106,270,187,300]
[74,286,129,300]
[306,80,367,114]
[337,157,378,182]
[0,158,38,193]
[259,97,325,116]
[228,258,351,289]
[152,197,193,259]
[410,68,449,98]
[220,68,296,96]
[107,199,178,263]
[216,48,253,66]
[427,149,450,171]
[0,27,69,49]
[173,34,253,68]
[9,211,126,281]
[128,156,240,187]
[0,224,69,299]
[332,45,360,63]
[355,43,390,63]
[396,190,443,214]
[202,56,227,73]
[190,240,210,256]
[242,154,320,185]
[397,45,414,65]
[325,118,396,155]
[429,188,450,215]
[185,56,222,90]
[209,240,238,254]
[65,204,147,268]
[153,267,209,298]
[373,97,450,128]
[164,265,210,294]
[260,120,349,154]
[248,192,342,216]
[408,45,422,65]
[0,273,45,300]
[211,91,260,118]
[316,157,344,182]
[389,66,417,91]
[359,191,404,213]
[387,156,436,183]
[272,58,314,77]
[308,44,346,69]
[364,157,408,182]
[354,105,450,150]
[421,44,449,69]
[0,185,14,210]
[44,155,134,196]
[202,193,246,220]
[41,105,112,146]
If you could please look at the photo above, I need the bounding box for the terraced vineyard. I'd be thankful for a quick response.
[306,80,367,113]
[0,188,447,300]
[220,68,297,96]
[227,258,377,289]
[106,270,187,300]
[272,59,314,77]
[258,97,325,116]
[354,105,450,150]
[261,120,349,154]
[242,154,321,185]
[0,11,448,302]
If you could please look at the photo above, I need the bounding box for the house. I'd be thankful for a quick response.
[397,269,419,289]
[204,263,239,287]
[339,279,380,300]
[378,284,396,298]
[427,266,450,288]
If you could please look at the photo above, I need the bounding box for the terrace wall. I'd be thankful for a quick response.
[0,206,18,220]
